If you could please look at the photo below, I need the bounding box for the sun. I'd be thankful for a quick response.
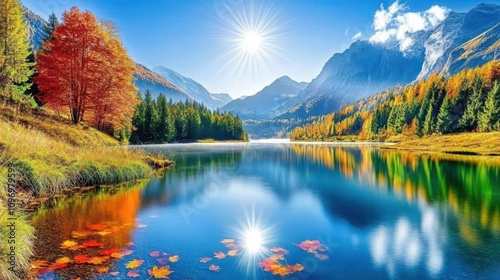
[240,31,262,52]
[243,227,264,253]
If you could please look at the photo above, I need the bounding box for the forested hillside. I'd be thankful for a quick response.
[291,60,500,141]
[130,91,248,143]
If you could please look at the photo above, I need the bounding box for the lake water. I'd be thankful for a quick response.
[30,142,500,279]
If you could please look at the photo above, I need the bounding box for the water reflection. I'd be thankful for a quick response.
[30,143,500,279]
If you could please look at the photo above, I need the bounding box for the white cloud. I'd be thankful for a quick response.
[352,32,363,40]
[369,1,449,52]
[345,28,350,35]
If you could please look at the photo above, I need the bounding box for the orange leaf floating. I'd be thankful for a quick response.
[60,240,78,249]
[200,257,212,263]
[87,256,110,265]
[148,265,174,279]
[111,252,124,259]
[48,262,68,270]
[55,257,72,264]
[101,248,119,256]
[226,242,239,249]
[126,242,135,247]
[259,253,304,277]
[271,247,289,255]
[227,249,238,257]
[214,251,226,259]
[296,240,328,253]
[96,266,109,273]
[31,260,49,268]
[150,251,160,257]
[74,255,90,264]
[220,239,235,244]
[87,223,108,231]
[109,271,119,276]
[120,248,134,256]
[156,258,168,265]
[127,269,140,278]
[126,259,144,269]
[83,240,104,247]
[168,255,179,262]
[209,264,220,272]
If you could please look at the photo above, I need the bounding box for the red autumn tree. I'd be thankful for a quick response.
[35,7,137,131]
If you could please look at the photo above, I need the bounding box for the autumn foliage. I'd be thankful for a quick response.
[35,7,137,131]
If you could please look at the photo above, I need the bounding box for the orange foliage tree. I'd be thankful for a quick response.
[35,7,137,131]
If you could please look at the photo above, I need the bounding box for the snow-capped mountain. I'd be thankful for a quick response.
[22,6,46,49]
[221,76,308,120]
[153,66,230,109]
[134,64,191,103]
[210,93,233,105]
[280,3,500,119]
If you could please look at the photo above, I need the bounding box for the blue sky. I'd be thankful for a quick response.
[22,0,489,98]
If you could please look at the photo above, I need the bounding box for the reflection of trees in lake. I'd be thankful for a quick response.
[140,148,244,207]
[30,183,145,279]
[290,144,500,274]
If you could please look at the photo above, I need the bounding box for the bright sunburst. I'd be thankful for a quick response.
[211,0,287,84]
[240,31,263,52]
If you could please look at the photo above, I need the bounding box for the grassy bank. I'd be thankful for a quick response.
[0,102,172,279]
[382,132,500,156]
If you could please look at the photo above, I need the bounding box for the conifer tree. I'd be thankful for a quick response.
[459,75,485,131]
[478,81,500,132]
[436,94,452,133]
[143,90,158,142]
[0,0,33,99]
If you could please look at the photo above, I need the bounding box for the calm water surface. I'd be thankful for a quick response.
[31,142,500,279]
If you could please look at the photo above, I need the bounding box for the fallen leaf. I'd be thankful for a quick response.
[314,253,329,260]
[111,252,124,259]
[127,269,140,278]
[96,266,109,273]
[83,240,104,247]
[227,249,238,257]
[120,248,134,256]
[126,259,144,269]
[209,264,220,272]
[109,271,120,276]
[55,257,72,264]
[220,239,235,244]
[214,251,226,259]
[74,255,90,264]
[150,251,160,257]
[271,247,289,255]
[156,258,168,265]
[87,256,110,265]
[101,248,119,256]
[87,223,108,231]
[127,242,135,247]
[168,255,179,262]
[148,265,174,279]
[296,240,328,253]
[48,262,68,270]
[68,245,86,251]
[31,260,49,268]
[200,257,212,263]
[96,230,112,236]
[60,240,78,249]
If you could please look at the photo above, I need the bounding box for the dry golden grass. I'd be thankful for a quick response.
[383,132,500,156]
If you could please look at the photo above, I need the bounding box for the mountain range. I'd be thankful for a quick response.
[23,3,500,138]
[221,76,308,119]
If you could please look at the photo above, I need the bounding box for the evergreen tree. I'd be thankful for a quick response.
[459,75,485,131]
[40,12,59,43]
[0,0,33,99]
[436,94,452,133]
[422,98,435,135]
[143,90,158,142]
[478,81,500,132]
